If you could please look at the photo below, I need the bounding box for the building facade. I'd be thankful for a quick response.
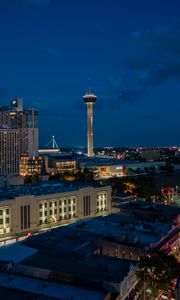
[0,184,111,240]
[20,156,44,176]
[0,98,39,158]
[0,128,20,174]
[43,154,78,175]
[94,161,165,179]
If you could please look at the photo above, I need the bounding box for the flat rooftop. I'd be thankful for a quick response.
[118,199,180,217]
[73,213,171,247]
[0,182,108,200]
[23,209,172,251]
[77,156,138,167]
[0,272,106,300]
[21,250,135,284]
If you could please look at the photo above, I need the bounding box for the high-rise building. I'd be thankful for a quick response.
[10,97,23,111]
[0,127,20,174]
[0,98,39,157]
[83,91,97,157]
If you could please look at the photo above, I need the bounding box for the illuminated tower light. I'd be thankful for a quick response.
[83,91,97,157]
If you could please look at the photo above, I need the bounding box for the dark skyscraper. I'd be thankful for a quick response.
[0,98,39,158]
[0,127,20,174]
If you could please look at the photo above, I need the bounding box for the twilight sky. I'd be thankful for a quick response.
[0,0,180,147]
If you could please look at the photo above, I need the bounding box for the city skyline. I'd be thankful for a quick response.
[1,0,180,147]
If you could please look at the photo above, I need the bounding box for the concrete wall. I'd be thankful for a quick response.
[0,185,112,240]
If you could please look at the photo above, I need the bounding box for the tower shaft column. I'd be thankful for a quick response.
[83,90,96,157]
[87,103,93,157]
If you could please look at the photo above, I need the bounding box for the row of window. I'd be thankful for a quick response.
[97,200,107,206]
[0,209,9,215]
[97,207,107,213]
[39,198,76,209]
[0,218,9,225]
[39,206,76,217]
[39,213,76,225]
[56,165,75,169]
[96,193,107,200]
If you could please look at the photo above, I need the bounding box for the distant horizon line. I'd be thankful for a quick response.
[39,145,180,149]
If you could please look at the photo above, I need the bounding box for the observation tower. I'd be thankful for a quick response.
[83,91,97,157]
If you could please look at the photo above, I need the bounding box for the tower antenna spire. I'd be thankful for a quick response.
[83,90,97,157]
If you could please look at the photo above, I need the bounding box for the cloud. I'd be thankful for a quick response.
[26,0,49,6]
[109,76,146,106]
[5,0,50,14]
[129,26,180,86]
[0,88,7,99]
[119,87,145,103]
[93,23,104,32]
[45,47,59,56]
[142,111,161,120]
[0,24,11,32]
[109,26,180,107]
[7,0,50,7]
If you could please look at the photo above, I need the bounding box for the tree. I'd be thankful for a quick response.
[24,174,39,184]
[74,168,95,183]
[136,251,180,294]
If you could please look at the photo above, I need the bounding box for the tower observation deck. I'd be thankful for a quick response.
[83,91,97,157]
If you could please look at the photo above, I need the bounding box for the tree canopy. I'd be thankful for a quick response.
[136,251,180,294]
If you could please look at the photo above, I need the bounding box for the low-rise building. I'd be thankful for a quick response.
[42,154,78,175]
[20,156,45,176]
[141,149,160,161]
[78,157,165,179]
[0,183,111,241]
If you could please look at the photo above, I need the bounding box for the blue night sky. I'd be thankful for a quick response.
[0,0,180,147]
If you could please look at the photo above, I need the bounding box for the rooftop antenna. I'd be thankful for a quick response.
[88,77,92,93]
